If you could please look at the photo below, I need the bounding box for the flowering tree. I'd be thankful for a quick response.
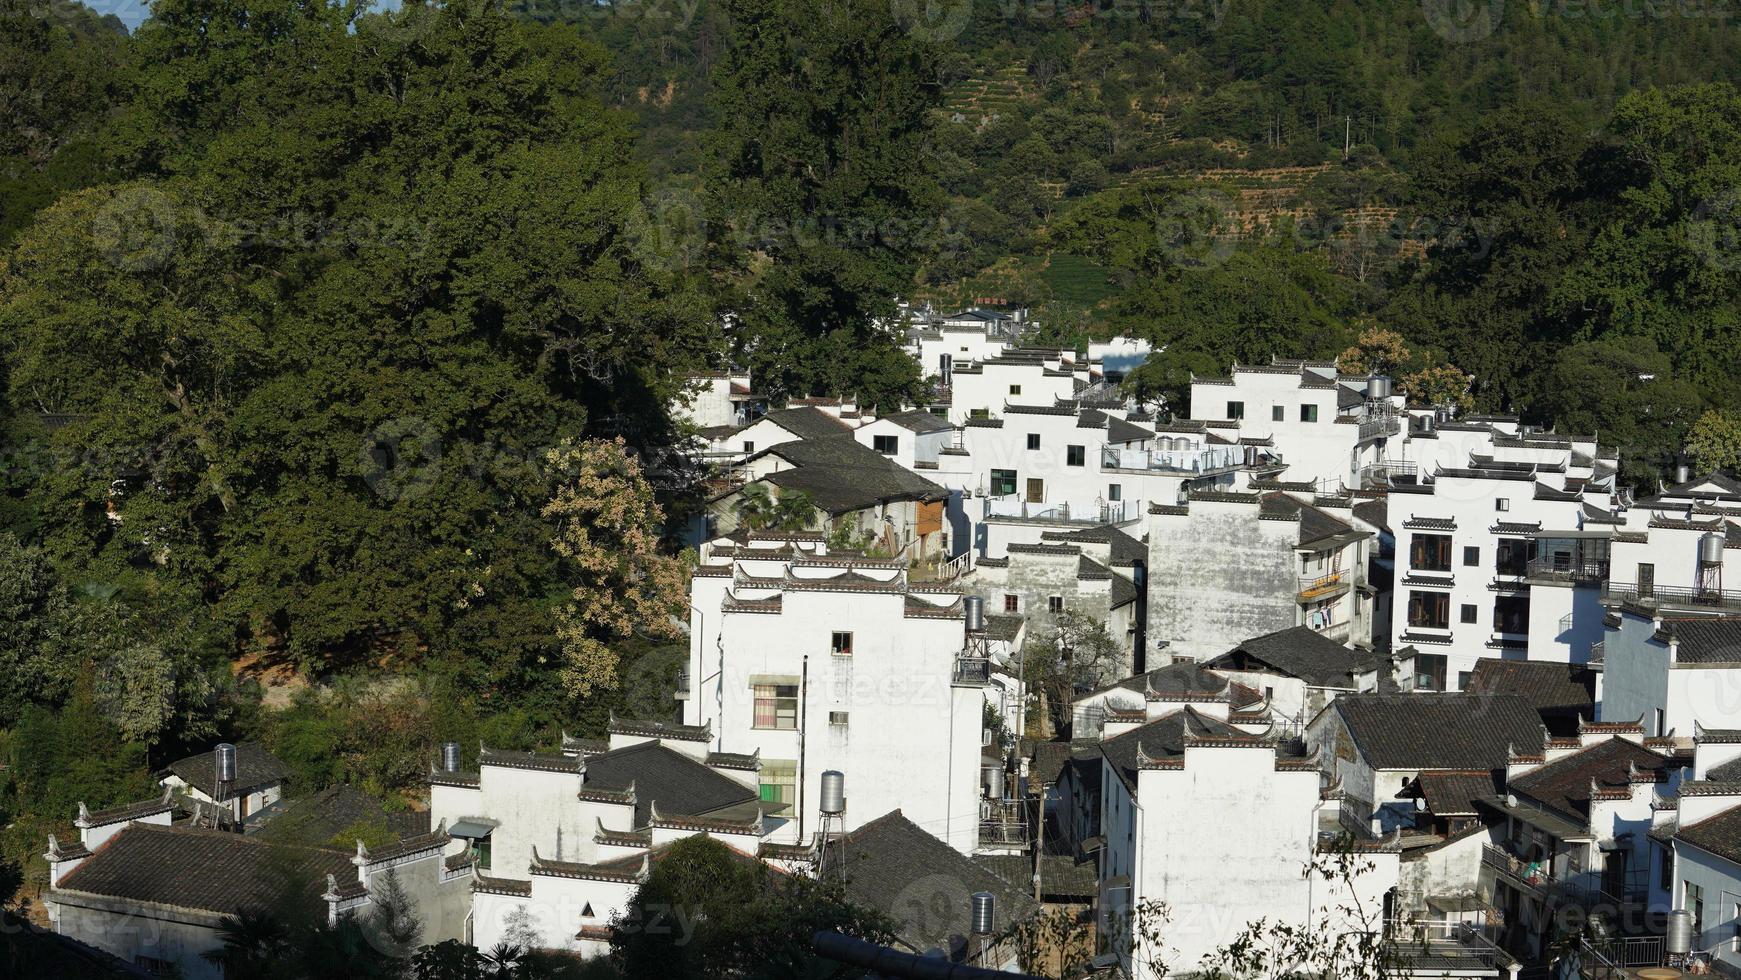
[542,438,687,698]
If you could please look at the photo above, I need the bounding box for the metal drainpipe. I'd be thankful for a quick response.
[799,654,809,845]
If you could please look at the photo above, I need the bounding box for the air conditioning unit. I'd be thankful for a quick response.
[829,711,849,726]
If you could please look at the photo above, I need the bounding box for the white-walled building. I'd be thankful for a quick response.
[674,370,760,430]
[1145,487,1376,663]
[1654,728,1741,974]
[159,742,288,826]
[1600,609,1741,738]
[945,349,1084,425]
[685,542,989,853]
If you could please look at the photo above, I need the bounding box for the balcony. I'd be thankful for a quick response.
[1358,415,1402,441]
[1298,570,1350,601]
[1604,581,1741,613]
[953,657,991,686]
[1480,843,1563,899]
[1526,556,1609,587]
[1101,445,1251,475]
[1359,458,1418,487]
[978,797,1029,849]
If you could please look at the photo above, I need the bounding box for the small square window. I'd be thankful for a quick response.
[743,441,755,453]
[753,684,799,730]
[1027,433,1041,450]
[1066,445,1085,467]
[1272,405,1285,422]
[1003,594,1019,613]
[1457,671,1473,691]
[831,631,853,656]
[1227,401,1245,420]
[1010,384,1023,396]
[1047,595,1063,614]
[1460,604,1478,624]
[1463,546,1479,567]
[872,435,898,455]
[1108,484,1122,501]
[1300,404,1319,423]
[1495,498,1510,512]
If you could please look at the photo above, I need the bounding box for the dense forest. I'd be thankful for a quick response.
[4,0,1741,922]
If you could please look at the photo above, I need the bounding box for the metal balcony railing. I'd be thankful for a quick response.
[953,657,991,686]
[1298,571,1348,600]
[978,798,1028,848]
[1526,556,1609,586]
[1358,416,1402,441]
[1605,581,1741,612]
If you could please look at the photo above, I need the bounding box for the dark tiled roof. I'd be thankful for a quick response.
[1262,493,1362,548]
[1106,417,1153,444]
[1709,757,1741,782]
[983,614,1024,643]
[479,747,580,774]
[838,810,1040,953]
[1508,737,1671,822]
[580,741,757,827]
[608,715,711,743]
[250,784,427,844]
[1678,803,1741,865]
[762,406,853,440]
[881,409,953,434]
[1664,619,1741,664]
[1109,572,1138,610]
[1208,626,1368,688]
[81,791,174,829]
[1099,707,1243,792]
[53,824,352,917]
[764,437,947,514]
[1040,524,1145,566]
[165,742,289,793]
[1415,770,1501,817]
[1329,694,1544,771]
[1464,659,1596,714]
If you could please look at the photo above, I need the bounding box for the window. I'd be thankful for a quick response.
[1495,498,1510,512]
[970,408,990,419]
[828,711,849,726]
[1689,881,1706,940]
[1660,843,1674,890]
[831,631,853,656]
[1407,590,1450,629]
[872,435,898,455]
[467,833,492,871]
[753,684,799,730]
[1409,533,1452,572]
[760,760,797,805]
[1656,708,1667,738]
[1457,671,1473,691]
[1048,595,1064,614]
[1460,603,1478,624]
[1496,539,1533,576]
[1300,404,1319,423]
[743,441,755,453]
[1272,405,1285,422]
[1463,546,1480,567]
[1003,594,1019,613]
[1227,400,1245,419]
[1494,595,1530,634]
[1108,484,1123,501]
[1027,433,1041,450]
[1414,653,1448,691]
[1066,445,1085,467]
[1009,384,1023,396]
[990,469,1017,496]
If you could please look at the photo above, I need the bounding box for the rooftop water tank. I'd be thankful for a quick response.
[1701,530,1726,566]
[970,892,996,935]
[1367,376,1392,401]
[1667,908,1694,956]
[441,741,462,773]
[820,770,846,815]
[964,595,986,633]
[214,743,237,784]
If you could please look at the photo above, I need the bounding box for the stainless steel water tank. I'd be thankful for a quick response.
[214,743,237,784]
[970,892,995,935]
[1701,530,1726,566]
[1667,908,1694,955]
[964,595,986,633]
[820,770,846,815]
[1367,376,1392,401]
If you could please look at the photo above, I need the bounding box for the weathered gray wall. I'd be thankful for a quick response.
[1147,499,1297,662]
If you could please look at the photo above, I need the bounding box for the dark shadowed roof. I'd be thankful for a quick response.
[761,406,853,440]
[250,784,428,844]
[1261,493,1369,548]
[1465,659,1596,716]
[1208,626,1368,688]
[1415,770,1502,818]
[762,438,948,514]
[1099,707,1243,792]
[165,742,289,793]
[52,824,351,917]
[1040,524,1146,566]
[1678,803,1741,865]
[1508,737,1672,822]
[838,810,1039,954]
[1352,497,1389,533]
[1328,694,1544,771]
[580,741,757,827]
[880,409,954,434]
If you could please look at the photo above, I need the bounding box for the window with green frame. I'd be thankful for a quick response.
[759,761,797,805]
[990,469,1017,496]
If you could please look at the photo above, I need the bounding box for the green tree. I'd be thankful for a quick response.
[706,0,943,407]
[1686,410,1741,476]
